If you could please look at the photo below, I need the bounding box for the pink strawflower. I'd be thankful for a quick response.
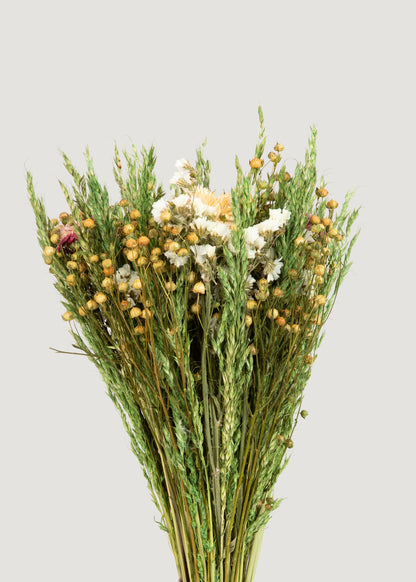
[305,213,312,230]
[56,224,78,250]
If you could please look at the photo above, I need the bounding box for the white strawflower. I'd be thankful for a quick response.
[191,244,216,265]
[206,220,231,240]
[257,207,291,235]
[151,193,174,224]
[164,251,189,267]
[245,275,256,290]
[269,207,291,225]
[192,216,211,232]
[264,257,284,282]
[172,194,191,208]
[170,159,191,186]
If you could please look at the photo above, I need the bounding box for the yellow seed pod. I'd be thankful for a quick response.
[130,209,141,220]
[130,307,142,318]
[89,254,100,264]
[102,258,112,269]
[62,311,74,321]
[43,246,55,257]
[286,439,294,449]
[268,151,279,163]
[148,228,158,239]
[310,215,321,225]
[83,218,95,229]
[246,299,257,310]
[131,278,142,291]
[190,302,201,315]
[316,187,328,198]
[50,233,60,244]
[188,271,196,284]
[245,315,253,327]
[165,281,177,292]
[276,316,286,326]
[136,256,148,267]
[78,262,87,273]
[44,256,53,265]
[276,435,285,445]
[288,269,298,279]
[267,308,279,319]
[294,236,305,246]
[284,172,291,182]
[94,292,107,304]
[101,277,114,290]
[249,157,263,169]
[59,212,69,224]
[66,261,77,270]
[119,198,129,207]
[177,248,189,257]
[212,312,220,320]
[123,223,135,236]
[328,228,339,238]
[86,299,99,310]
[50,218,59,226]
[187,232,199,244]
[305,355,315,365]
[160,210,172,223]
[118,282,129,293]
[168,241,180,252]
[322,217,333,228]
[120,300,130,311]
[78,306,87,317]
[315,294,327,306]
[126,249,139,262]
[134,325,145,335]
[103,266,114,276]
[192,281,206,294]
[151,247,162,256]
[141,307,152,319]
[314,264,325,277]
[274,142,284,152]
[257,278,268,289]
[315,275,325,285]
[326,199,338,210]
[152,259,165,271]
[125,238,138,249]
[273,287,284,298]
[66,274,77,286]
[291,324,300,333]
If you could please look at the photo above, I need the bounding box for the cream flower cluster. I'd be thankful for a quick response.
[150,161,291,285]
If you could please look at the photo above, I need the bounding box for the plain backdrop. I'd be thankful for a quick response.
[1,1,415,581]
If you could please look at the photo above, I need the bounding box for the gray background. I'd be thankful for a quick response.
[1,1,415,580]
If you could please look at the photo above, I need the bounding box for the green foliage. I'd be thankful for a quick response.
[28,115,359,582]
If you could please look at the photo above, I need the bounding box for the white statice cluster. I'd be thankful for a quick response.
[150,160,292,286]
[115,264,141,303]
[169,158,192,187]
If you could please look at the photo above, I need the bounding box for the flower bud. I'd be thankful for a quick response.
[246,300,258,310]
[66,260,77,270]
[322,217,333,227]
[168,241,180,252]
[300,410,309,419]
[268,151,279,163]
[66,274,76,286]
[326,199,338,210]
[89,254,100,263]
[119,198,129,207]
[62,311,74,321]
[137,256,148,267]
[125,238,138,249]
[316,187,328,198]
[130,209,141,220]
[310,215,321,225]
[165,281,177,292]
[123,223,135,236]
[44,245,55,257]
[130,307,142,318]
[286,439,294,449]
[102,258,112,268]
[315,294,327,306]
[126,249,139,262]
[83,218,95,228]
[192,281,206,294]
[267,308,279,319]
[274,143,284,152]
[160,210,172,223]
[245,315,253,327]
[177,247,189,257]
[314,264,325,276]
[249,157,263,169]
[86,299,98,310]
[138,236,150,246]
[59,212,69,224]
[94,292,107,304]
[186,232,199,244]
[295,236,305,246]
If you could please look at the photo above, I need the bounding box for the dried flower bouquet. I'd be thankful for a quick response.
[28,109,359,582]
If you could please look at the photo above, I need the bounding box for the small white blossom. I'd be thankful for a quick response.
[164,250,189,267]
[264,257,284,282]
[206,220,231,240]
[151,193,174,224]
[116,264,131,283]
[191,244,216,265]
[170,159,192,186]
